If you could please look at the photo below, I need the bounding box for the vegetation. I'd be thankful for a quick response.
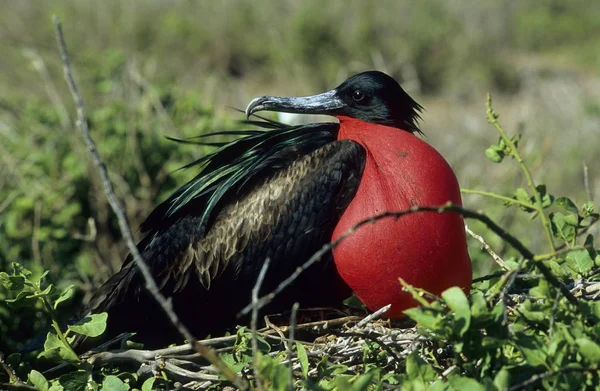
[1,1,599,390]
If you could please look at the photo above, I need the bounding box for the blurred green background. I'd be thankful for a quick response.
[1,0,599,353]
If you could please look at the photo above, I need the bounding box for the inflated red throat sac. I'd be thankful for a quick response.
[333,117,471,317]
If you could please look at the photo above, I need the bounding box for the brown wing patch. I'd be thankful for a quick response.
[164,142,343,291]
[160,140,364,293]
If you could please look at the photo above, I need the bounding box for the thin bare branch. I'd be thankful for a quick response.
[288,302,299,390]
[0,352,25,386]
[239,202,578,317]
[583,162,593,201]
[354,304,391,329]
[466,225,510,271]
[52,17,247,390]
[251,257,271,390]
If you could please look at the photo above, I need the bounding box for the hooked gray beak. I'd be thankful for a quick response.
[245,89,345,119]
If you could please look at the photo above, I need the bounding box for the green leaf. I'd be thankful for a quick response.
[5,290,39,308]
[0,272,26,291]
[37,270,50,285]
[12,262,32,278]
[219,352,246,373]
[581,201,596,218]
[68,313,108,337]
[519,300,546,323]
[565,250,594,275]
[576,338,600,363]
[427,380,448,391]
[404,308,443,330]
[26,283,54,299]
[58,370,91,391]
[589,301,600,319]
[529,279,549,299]
[343,294,366,310]
[493,367,510,390]
[485,146,504,163]
[102,375,129,391]
[448,376,486,391]
[514,334,547,367]
[551,212,577,242]
[141,378,155,391]
[536,185,554,208]
[29,369,49,391]
[405,351,437,381]
[563,214,578,226]
[351,372,375,391]
[442,286,471,336]
[38,333,79,363]
[48,381,64,391]
[546,259,567,278]
[513,188,530,203]
[470,291,488,319]
[296,342,309,378]
[555,197,578,214]
[333,376,353,390]
[54,285,75,310]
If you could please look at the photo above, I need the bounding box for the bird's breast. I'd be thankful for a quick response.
[333,117,471,317]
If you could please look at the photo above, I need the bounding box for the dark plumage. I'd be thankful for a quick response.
[82,122,366,347]
[80,71,425,348]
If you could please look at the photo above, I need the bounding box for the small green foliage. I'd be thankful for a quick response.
[257,353,290,391]
[140,378,156,391]
[485,133,522,163]
[38,332,79,363]
[29,370,49,391]
[555,197,579,214]
[296,342,309,378]
[565,250,594,275]
[68,313,108,338]
[405,351,436,383]
[102,375,130,391]
[56,370,92,391]
[441,286,471,336]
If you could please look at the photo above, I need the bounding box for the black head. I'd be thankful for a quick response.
[246,71,423,133]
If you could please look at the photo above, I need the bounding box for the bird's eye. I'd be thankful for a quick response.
[352,90,365,102]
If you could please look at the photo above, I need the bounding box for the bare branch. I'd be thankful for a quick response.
[0,352,26,386]
[52,17,247,390]
[354,304,391,329]
[583,162,593,201]
[466,225,510,271]
[251,257,271,390]
[287,302,299,390]
[239,202,579,317]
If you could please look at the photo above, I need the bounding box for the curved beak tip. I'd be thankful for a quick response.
[245,96,266,119]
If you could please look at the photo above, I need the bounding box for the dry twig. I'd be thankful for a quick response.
[240,202,578,317]
[52,17,247,390]
[251,257,271,390]
[287,302,300,390]
[465,225,510,271]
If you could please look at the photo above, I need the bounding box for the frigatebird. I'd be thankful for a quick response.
[82,71,471,348]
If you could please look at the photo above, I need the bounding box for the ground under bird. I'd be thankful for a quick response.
[81,71,472,348]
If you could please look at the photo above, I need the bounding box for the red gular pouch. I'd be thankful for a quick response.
[333,116,472,317]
